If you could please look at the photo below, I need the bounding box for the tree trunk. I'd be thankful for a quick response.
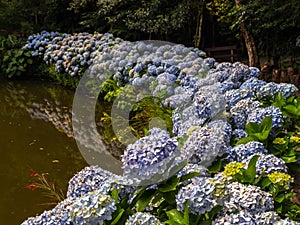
[240,21,260,67]
[235,0,260,68]
[194,0,204,48]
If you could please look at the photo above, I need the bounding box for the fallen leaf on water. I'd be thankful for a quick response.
[52,160,59,163]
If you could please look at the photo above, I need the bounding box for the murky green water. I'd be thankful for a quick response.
[0,78,90,224]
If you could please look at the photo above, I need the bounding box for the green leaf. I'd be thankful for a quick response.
[243,155,259,183]
[236,136,255,145]
[3,55,9,61]
[180,172,201,182]
[282,156,297,163]
[135,189,156,212]
[110,208,125,225]
[158,176,180,192]
[284,105,300,117]
[245,121,260,134]
[166,209,184,224]
[183,201,189,225]
[261,177,272,189]
[162,191,177,205]
[111,188,118,201]
[207,158,223,173]
[27,58,33,64]
[275,193,285,203]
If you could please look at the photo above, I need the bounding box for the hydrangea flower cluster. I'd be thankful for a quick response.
[181,120,231,166]
[229,98,262,129]
[267,171,294,189]
[257,82,299,99]
[224,141,268,162]
[213,210,257,225]
[125,212,164,225]
[70,190,116,225]
[67,165,136,202]
[247,106,284,129]
[22,30,61,56]
[176,176,227,215]
[67,165,114,198]
[121,127,181,184]
[172,84,227,137]
[222,182,274,214]
[243,153,288,175]
[23,31,119,76]
[222,161,244,177]
[22,198,72,225]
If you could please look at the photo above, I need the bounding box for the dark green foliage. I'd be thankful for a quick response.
[46,66,80,89]
[236,116,273,146]
[0,35,34,78]
[1,49,33,78]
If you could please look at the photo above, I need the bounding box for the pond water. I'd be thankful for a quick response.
[0,78,91,224]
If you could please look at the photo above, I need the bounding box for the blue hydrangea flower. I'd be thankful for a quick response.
[257,82,280,99]
[247,106,284,129]
[225,88,254,108]
[232,129,248,141]
[125,212,164,225]
[230,98,262,129]
[222,182,274,214]
[70,190,116,225]
[121,128,182,185]
[228,64,250,82]
[239,77,267,92]
[21,198,72,225]
[176,177,226,215]
[243,154,288,175]
[67,165,114,198]
[182,120,231,166]
[254,211,281,225]
[224,141,267,162]
[277,83,299,98]
[214,210,257,225]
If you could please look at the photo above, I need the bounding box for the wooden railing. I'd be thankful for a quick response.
[204,45,237,62]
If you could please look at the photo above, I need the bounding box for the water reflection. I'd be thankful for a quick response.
[0,78,88,225]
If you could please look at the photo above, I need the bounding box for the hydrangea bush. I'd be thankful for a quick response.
[22,31,300,224]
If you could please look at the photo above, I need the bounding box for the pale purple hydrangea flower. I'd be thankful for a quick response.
[214,210,256,225]
[121,128,182,185]
[70,190,116,225]
[221,182,274,214]
[176,176,227,215]
[182,120,231,166]
[125,212,164,225]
